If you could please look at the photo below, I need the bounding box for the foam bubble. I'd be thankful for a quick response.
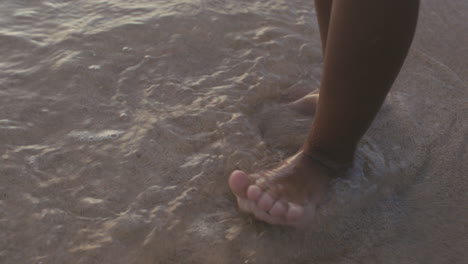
[67,130,124,142]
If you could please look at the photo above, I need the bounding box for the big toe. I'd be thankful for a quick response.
[229,170,251,197]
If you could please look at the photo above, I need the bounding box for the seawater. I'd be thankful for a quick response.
[1,1,467,264]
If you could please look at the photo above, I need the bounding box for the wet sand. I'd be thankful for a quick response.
[0,0,467,263]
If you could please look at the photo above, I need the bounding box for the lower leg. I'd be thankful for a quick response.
[314,0,333,54]
[304,0,420,163]
[230,0,420,226]
[288,0,333,114]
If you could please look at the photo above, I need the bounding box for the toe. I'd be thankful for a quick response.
[257,193,275,211]
[238,197,287,225]
[269,200,287,217]
[286,202,304,222]
[246,185,262,201]
[237,197,256,213]
[253,209,287,225]
[228,170,251,198]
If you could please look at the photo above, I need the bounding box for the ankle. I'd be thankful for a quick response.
[301,146,354,173]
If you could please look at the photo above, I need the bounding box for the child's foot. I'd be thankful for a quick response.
[287,92,319,116]
[228,150,348,226]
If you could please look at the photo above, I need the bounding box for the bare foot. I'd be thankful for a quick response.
[229,150,348,227]
[287,92,319,116]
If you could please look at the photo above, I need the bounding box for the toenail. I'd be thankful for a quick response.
[247,185,262,201]
[228,170,251,196]
[257,193,274,211]
[286,202,304,222]
[269,200,287,217]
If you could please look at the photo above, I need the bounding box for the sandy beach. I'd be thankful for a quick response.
[0,0,467,263]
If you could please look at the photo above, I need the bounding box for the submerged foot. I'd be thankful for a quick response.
[229,151,349,227]
[287,92,319,116]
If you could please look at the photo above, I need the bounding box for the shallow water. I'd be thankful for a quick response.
[1,0,467,263]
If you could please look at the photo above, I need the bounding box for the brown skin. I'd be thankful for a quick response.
[229,0,420,226]
[314,0,333,54]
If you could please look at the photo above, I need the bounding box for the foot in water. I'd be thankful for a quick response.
[229,150,349,226]
[229,92,350,226]
[287,92,319,116]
